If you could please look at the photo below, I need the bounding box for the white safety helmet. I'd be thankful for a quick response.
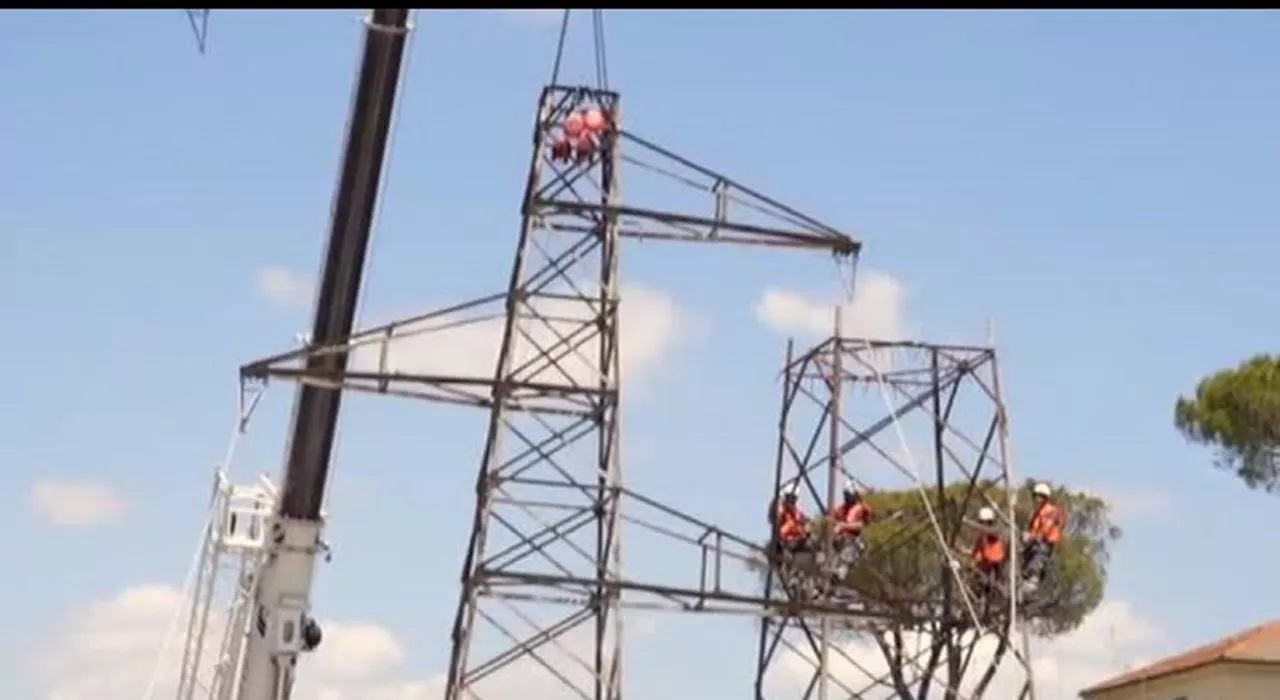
[977,507,996,523]
[1032,482,1052,498]
[780,484,798,500]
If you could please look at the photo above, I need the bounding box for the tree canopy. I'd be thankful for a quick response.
[782,480,1118,636]
[759,480,1119,698]
[1175,354,1280,493]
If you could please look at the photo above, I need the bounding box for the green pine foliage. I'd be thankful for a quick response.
[1175,354,1280,492]
[759,480,1119,637]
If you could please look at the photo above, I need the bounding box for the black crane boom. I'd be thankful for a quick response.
[278,8,411,521]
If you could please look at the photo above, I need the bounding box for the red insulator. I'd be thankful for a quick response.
[584,108,607,133]
[575,134,596,162]
[563,111,585,138]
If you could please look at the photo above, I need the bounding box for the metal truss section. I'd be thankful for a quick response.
[238,88,858,403]
[580,129,857,252]
[756,337,1036,700]
[238,83,860,700]
[438,84,859,700]
[468,483,928,620]
[175,471,276,700]
[165,385,270,700]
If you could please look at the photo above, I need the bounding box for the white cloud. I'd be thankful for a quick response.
[437,609,659,700]
[1092,488,1173,521]
[32,583,660,700]
[496,9,564,26]
[348,283,687,387]
[311,621,405,680]
[769,599,1166,700]
[255,266,312,309]
[756,269,909,341]
[28,478,128,527]
[31,583,432,700]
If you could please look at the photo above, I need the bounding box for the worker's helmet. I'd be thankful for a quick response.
[977,507,996,523]
[1032,482,1052,498]
[842,481,859,499]
[781,485,798,501]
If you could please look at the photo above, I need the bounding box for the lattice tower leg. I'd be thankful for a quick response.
[443,84,624,700]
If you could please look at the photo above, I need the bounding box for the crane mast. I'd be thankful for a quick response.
[234,9,411,699]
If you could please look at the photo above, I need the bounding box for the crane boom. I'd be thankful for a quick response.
[235,9,411,699]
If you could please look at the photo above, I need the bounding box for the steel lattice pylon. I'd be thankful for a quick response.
[242,83,862,700]
[441,84,629,700]
[755,337,1038,700]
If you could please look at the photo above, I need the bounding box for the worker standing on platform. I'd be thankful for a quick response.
[828,483,871,579]
[970,507,1007,600]
[1021,482,1064,591]
[770,486,810,555]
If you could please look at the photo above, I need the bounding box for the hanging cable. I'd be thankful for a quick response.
[592,9,611,90]
[549,10,572,86]
[833,271,985,632]
[140,507,215,700]
[545,10,609,89]
[857,340,986,632]
[141,382,263,700]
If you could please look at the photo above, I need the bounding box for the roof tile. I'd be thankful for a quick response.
[1081,620,1280,695]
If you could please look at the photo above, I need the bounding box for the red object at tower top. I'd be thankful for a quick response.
[563,111,585,137]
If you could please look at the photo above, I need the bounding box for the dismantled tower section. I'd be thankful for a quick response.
[165,13,1044,700]
[242,83,860,700]
[756,337,1037,699]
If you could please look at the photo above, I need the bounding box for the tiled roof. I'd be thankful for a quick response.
[1080,620,1280,696]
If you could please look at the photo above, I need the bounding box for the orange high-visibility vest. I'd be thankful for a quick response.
[831,501,870,536]
[972,533,1006,566]
[775,504,806,542]
[1028,502,1064,544]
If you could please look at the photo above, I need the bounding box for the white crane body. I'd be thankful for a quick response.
[171,9,412,700]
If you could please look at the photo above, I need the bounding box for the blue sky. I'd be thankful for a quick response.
[3,9,1279,699]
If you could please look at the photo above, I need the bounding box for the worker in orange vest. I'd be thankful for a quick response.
[1021,482,1064,590]
[830,483,872,539]
[770,486,810,555]
[828,483,872,578]
[971,506,1007,599]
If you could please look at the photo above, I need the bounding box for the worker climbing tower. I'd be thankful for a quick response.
[755,334,1037,699]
